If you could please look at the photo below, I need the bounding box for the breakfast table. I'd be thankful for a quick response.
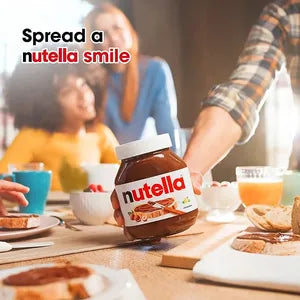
[0,203,299,300]
[1,236,299,299]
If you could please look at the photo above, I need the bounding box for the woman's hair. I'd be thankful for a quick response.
[84,3,139,122]
[6,46,83,131]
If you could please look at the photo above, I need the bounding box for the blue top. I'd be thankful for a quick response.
[105,56,179,149]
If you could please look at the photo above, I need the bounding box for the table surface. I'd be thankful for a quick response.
[2,235,299,300]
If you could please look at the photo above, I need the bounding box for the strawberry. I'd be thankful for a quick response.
[211,181,220,187]
[96,184,104,192]
[88,184,98,192]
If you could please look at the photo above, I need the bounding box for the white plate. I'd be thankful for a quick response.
[193,240,300,293]
[0,215,59,241]
[0,264,132,300]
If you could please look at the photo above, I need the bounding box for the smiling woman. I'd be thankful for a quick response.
[0,45,119,191]
[83,3,180,148]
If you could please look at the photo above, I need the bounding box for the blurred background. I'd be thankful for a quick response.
[0,0,297,181]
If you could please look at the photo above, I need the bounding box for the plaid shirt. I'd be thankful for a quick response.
[203,0,300,143]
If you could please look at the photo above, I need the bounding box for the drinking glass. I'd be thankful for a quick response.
[8,162,44,173]
[236,166,283,206]
[281,171,300,205]
[174,128,192,158]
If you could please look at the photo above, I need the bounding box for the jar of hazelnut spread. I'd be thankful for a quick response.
[115,134,198,240]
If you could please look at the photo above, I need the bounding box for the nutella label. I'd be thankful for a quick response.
[115,167,197,227]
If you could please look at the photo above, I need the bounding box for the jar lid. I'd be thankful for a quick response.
[116,134,172,160]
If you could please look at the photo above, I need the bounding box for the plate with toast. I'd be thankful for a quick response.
[193,198,300,292]
[0,214,59,241]
[193,238,300,293]
[0,263,135,300]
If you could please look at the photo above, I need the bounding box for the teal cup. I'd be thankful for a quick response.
[281,171,300,206]
[13,170,52,214]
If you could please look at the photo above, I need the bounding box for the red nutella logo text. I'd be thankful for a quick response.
[122,175,186,204]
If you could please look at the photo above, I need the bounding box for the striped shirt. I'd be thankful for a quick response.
[203,0,300,143]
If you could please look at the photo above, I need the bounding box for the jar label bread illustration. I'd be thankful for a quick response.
[115,167,197,226]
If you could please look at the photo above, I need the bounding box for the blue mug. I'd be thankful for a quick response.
[13,170,52,214]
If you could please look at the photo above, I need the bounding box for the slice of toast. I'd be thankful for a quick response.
[0,264,105,300]
[292,196,300,234]
[231,232,300,255]
[245,205,292,232]
[0,214,40,229]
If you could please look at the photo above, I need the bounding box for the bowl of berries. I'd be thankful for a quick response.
[201,181,241,223]
[70,184,113,225]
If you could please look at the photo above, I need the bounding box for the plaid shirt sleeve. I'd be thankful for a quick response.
[202,0,291,143]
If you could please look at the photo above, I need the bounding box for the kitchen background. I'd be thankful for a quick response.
[0,0,296,181]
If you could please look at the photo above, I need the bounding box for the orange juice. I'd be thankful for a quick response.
[238,180,283,206]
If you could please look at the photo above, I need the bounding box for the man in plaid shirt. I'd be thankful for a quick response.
[184,0,300,186]
[111,0,300,226]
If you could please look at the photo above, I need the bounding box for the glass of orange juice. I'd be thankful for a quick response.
[236,166,283,206]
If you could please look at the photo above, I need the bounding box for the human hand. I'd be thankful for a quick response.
[110,190,134,240]
[190,171,203,195]
[0,180,29,215]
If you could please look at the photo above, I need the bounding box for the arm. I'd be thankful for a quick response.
[97,124,119,163]
[150,59,180,150]
[184,107,242,174]
[184,1,290,174]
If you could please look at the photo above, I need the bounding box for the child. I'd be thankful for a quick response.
[0,47,119,190]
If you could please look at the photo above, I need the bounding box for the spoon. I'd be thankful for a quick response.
[52,216,81,231]
[0,241,54,253]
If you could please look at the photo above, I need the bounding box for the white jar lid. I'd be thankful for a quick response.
[116,134,172,160]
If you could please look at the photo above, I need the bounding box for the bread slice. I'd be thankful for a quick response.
[231,232,300,255]
[0,214,40,229]
[245,205,292,232]
[0,264,105,300]
[292,196,300,234]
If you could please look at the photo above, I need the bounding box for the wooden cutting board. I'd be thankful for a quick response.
[161,215,250,269]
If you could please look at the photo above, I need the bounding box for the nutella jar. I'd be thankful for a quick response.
[115,134,198,240]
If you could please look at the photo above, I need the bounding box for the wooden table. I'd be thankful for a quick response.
[1,235,299,300]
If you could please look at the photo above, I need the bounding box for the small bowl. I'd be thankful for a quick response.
[201,181,241,223]
[194,194,210,212]
[70,192,113,225]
